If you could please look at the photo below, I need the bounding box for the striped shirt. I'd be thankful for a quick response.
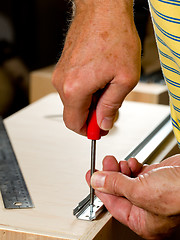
[148,0,180,146]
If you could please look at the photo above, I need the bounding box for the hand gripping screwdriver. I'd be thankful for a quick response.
[87,109,101,219]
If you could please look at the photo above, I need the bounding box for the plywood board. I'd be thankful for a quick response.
[0,94,175,239]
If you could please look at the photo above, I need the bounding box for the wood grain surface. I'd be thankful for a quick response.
[0,94,176,240]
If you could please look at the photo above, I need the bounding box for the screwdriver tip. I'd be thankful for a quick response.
[90,204,93,213]
[90,204,93,220]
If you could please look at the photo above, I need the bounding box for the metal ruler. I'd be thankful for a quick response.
[0,117,34,209]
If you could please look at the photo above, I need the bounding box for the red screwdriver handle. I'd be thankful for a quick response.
[87,110,101,140]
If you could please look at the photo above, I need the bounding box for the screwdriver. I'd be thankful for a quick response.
[87,109,101,219]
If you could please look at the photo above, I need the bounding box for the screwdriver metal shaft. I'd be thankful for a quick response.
[87,108,100,220]
[90,139,96,218]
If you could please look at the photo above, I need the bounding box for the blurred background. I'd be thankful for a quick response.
[0,0,163,118]
[0,0,71,118]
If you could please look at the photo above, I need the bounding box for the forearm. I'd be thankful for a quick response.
[73,0,134,8]
[68,0,136,48]
[72,0,134,19]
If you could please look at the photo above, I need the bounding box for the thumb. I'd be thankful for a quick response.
[96,76,137,131]
[91,171,134,197]
[91,171,150,213]
[91,167,180,216]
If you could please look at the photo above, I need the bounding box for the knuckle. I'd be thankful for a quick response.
[53,70,81,101]
[129,177,144,202]
[116,70,139,92]
[112,176,121,195]
[120,73,139,90]
[130,175,156,208]
[63,78,79,100]
[104,173,121,196]
[131,175,148,201]
[101,98,120,117]
[52,65,81,101]
[102,102,120,115]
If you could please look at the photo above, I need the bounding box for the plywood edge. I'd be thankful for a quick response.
[0,225,79,240]
[80,212,112,240]
[0,228,76,240]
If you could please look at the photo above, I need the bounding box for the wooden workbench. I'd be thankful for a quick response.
[0,94,179,240]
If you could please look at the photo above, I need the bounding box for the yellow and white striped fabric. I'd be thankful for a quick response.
[148,0,180,146]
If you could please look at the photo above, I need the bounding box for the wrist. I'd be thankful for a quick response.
[73,0,134,16]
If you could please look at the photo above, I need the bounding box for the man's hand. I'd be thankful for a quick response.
[52,0,141,135]
[86,155,180,239]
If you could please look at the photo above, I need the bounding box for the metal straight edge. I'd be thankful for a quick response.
[124,114,172,163]
[74,113,173,221]
[0,117,34,209]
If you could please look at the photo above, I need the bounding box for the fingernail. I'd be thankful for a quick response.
[100,117,113,131]
[91,172,106,189]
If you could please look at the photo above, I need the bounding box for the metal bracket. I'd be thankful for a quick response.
[73,194,104,221]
